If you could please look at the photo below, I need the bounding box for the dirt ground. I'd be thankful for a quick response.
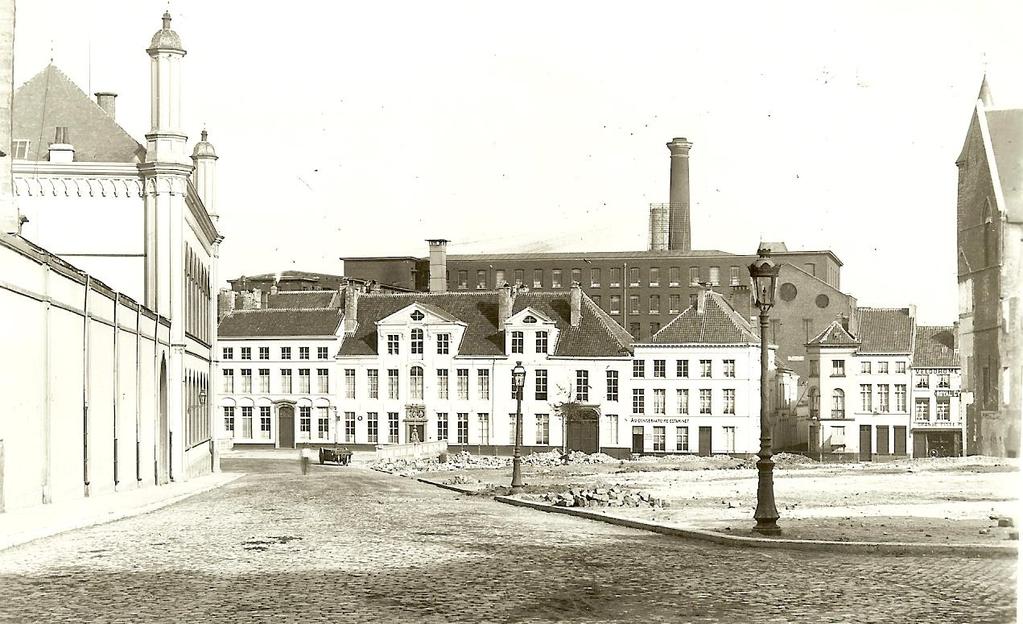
[418,455,1021,545]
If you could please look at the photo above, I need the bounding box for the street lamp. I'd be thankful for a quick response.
[510,361,526,494]
[749,244,781,535]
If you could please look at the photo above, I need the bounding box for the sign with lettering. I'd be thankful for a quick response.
[935,390,961,398]
[627,417,690,424]
[914,368,956,375]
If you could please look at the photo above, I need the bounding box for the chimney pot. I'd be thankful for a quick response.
[570,281,582,327]
[94,92,117,119]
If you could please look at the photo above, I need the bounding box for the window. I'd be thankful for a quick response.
[860,385,872,412]
[629,322,641,338]
[895,384,907,412]
[809,387,820,417]
[367,413,379,443]
[552,269,563,288]
[411,329,424,355]
[809,360,819,377]
[318,347,330,360]
[915,372,929,388]
[536,414,550,445]
[344,369,356,399]
[633,360,645,378]
[632,389,645,414]
[606,370,618,401]
[936,398,951,421]
[689,266,700,285]
[410,367,424,400]
[831,388,845,418]
[387,335,399,355]
[436,413,448,441]
[343,412,355,442]
[609,295,621,315]
[829,426,845,448]
[457,369,469,400]
[938,373,951,389]
[803,319,813,343]
[495,270,506,286]
[653,426,666,452]
[676,426,689,451]
[299,406,311,440]
[241,347,251,360]
[258,347,268,360]
[258,368,270,393]
[723,360,736,378]
[669,294,681,314]
[457,413,469,444]
[590,268,601,287]
[878,384,890,412]
[241,406,253,438]
[388,412,399,443]
[609,267,621,287]
[650,321,661,337]
[260,407,272,439]
[895,362,906,374]
[280,369,292,393]
[649,267,660,286]
[240,369,252,393]
[575,370,589,401]
[722,426,736,453]
[477,270,487,289]
[878,361,889,375]
[477,369,490,400]
[629,295,640,315]
[831,360,845,377]
[533,269,544,288]
[729,266,741,286]
[699,389,712,414]
[299,347,310,360]
[223,406,235,434]
[653,360,666,378]
[669,267,680,287]
[387,369,399,399]
[437,333,450,355]
[11,139,30,159]
[535,331,548,354]
[861,361,872,375]
[478,413,490,444]
[805,262,817,277]
[629,267,640,286]
[677,360,688,378]
[592,295,602,309]
[649,295,661,315]
[653,389,666,414]
[608,414,619,445]
[535,369,548,400]
[317,368,329,393]
[367,369,379,399]
[566,268,579,285]
[915,398,930,421]
[700,360,712,378]
[281,347,291,360]
[223,369,234,393]
[514,269,524,286]
[223,347,233,360]
[457,270,468,289]
[708,267,720,286]
[688,294,697,308]
[298,369,310,393]
[511,331,524,354]
[437,369,449,399]
[677,389,689,415]
[723,389,735,414]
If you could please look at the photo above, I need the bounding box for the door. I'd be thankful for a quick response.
[894,426,907,455]
[698,426,712,456]
[278,405,295,449]
[876,425,890,456]
[859,425,872,461]
[631,426,644,453]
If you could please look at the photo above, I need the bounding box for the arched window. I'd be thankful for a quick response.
[808,388,819,418]
[831,388,845,419]
[409,366,424,400]
[411,328,424,355]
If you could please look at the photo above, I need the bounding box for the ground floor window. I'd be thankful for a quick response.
[607,414,618,445]
[241,406,253,438]
[299,407,311,440]
[722,426,736,453]
[344,411,356,442]
[535,414,550,445]
[915,398,929,420]
[259,407,271,439]
[437,413,449,441]
[936,398,951,420]
[676,426,688,451]
[367,412,379,443]
[224,407,235,435]
[457,413,469,444]
[653,426,666,451]
[387,412,399,443]
[478,413,490,444]
[317,407,330,440]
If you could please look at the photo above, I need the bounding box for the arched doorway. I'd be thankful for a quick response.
[158,356,168,484]
[278,404,295,449]
[563,404,600,454]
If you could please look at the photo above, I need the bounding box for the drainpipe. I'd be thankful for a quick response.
[83,275,91,496]
[153,316,159,485]
[622,261,628,333]
[42,264,52,503]
[113,293,119,489]
[135,307,142,485]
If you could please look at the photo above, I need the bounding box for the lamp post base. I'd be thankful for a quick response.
[752,455,781,535]
[510,456,524,495]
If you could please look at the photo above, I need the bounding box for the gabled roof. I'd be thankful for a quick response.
[854,307,914,354]
[13,65,146,163]
[808,320,859,347]
[379,302,463,325]
[646,291,760,345]
[913,325,959,368]
[513,292,633,357]
[218,308,342,338]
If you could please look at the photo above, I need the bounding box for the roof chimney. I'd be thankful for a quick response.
[729,282,752,322]
[648,203,669,251]
[697,286,710,315]
[837,313,850,332]
[570,281,582,327]
[94,92,117,119]
[498,283,514,331]
[48,127,74,162]
[666,137,693,253]
[427,239,449,293]
[343,282,360,334]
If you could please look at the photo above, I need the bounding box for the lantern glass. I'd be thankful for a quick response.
[748,248,780,310]
[512,361,526,390]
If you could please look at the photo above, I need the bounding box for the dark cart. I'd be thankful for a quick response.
[318,446,353,466]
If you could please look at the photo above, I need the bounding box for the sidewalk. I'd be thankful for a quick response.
[0,472,241,552]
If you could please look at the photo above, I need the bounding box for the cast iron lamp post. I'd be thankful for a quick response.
[749,245,781,535]
[510,361,526,494]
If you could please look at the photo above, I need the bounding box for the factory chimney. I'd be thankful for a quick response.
[666,137,693,252]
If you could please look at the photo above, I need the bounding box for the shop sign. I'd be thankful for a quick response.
[935,390,960,397]
[628,417,690,424]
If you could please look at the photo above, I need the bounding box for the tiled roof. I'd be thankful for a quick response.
[229,270,344,283]
[985,108,1023,221]
[338,290,632,358]
[854,307,914,354]
[808,320,859,347]
[263,291,339,310]
[218,308,341,337]
[13,65,146,163]
[913,326,959,368]
[647,291,759,345]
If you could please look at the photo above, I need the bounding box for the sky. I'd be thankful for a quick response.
[11,0,1023,324]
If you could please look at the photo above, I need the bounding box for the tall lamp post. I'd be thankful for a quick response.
[510,361,526,494]
[749,245,781,535]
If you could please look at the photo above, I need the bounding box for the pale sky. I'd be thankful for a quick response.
[12,0,1023,324]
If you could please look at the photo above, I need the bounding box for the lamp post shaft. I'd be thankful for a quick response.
[753,310,781,535]
[510,387,524,493]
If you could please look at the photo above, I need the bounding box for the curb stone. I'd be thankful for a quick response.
[416,477,483,495]
[492,495,1019,559]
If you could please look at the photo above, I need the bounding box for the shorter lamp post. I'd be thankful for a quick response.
[749,245,781,535]
[510,361,526,494]
[333,406,340,446]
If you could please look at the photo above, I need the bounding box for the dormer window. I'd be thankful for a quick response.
[411,310,425,321]
[387,334,400,355]
[437,333,450,355]
[536,331,548,354]
[411,329,424,355]
[511,331,524,354]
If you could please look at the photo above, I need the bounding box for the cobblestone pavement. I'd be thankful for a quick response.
[0,458,1016,623]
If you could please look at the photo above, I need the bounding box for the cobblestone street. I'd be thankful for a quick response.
[0,458,1016,624]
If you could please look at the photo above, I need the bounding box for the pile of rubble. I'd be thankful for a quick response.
[541,486,667,509]
[522,450,619,467]
[772,452,815,466]
[371,457,440,478]
[373,450,623,476]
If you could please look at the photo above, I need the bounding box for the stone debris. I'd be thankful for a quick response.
[372,450,621,477]
[541,486,667,509]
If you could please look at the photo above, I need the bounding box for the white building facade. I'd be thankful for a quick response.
[910,326,965,457]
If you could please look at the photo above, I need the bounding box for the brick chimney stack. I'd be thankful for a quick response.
[666,137,693,252]
[343,281,360,334]
[498,283,514,331]
[570,281,582,327]
[648,203,669,251]
[48,126,75,162]
[427,239,449,293]
[95,92,117,119]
